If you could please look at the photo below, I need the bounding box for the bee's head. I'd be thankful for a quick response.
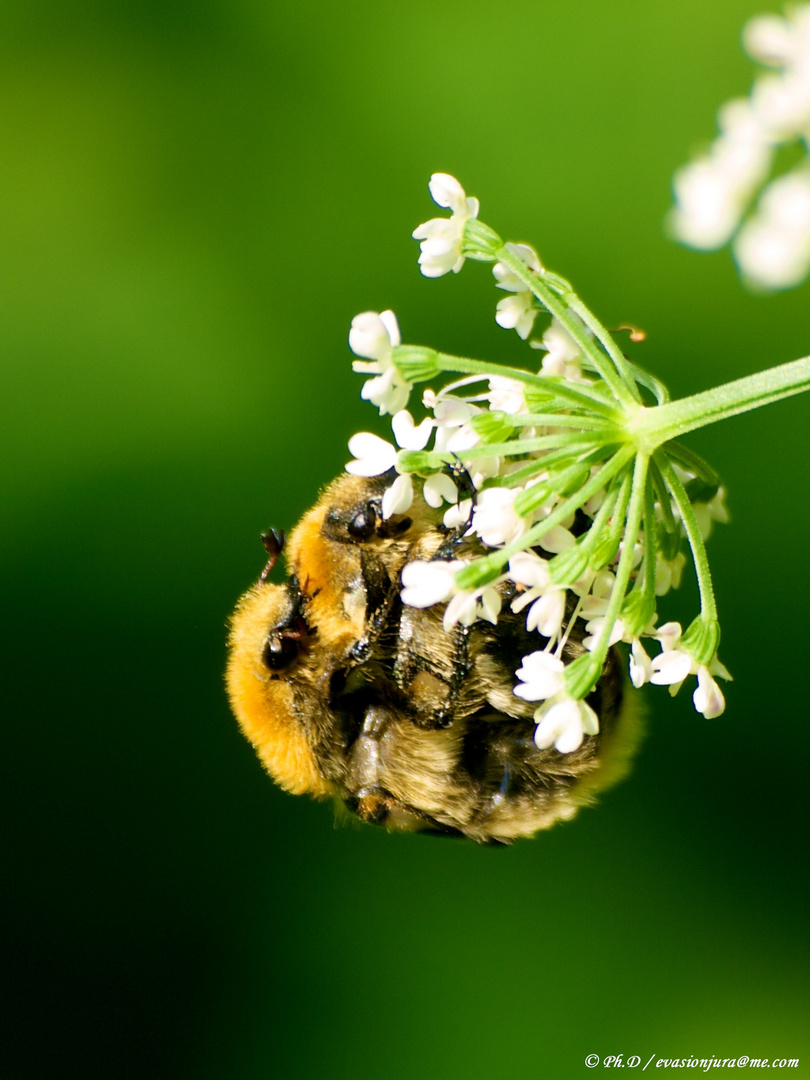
[226,578,330,798]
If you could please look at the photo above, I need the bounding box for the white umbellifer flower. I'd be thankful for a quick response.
[349,310,412,415]
[495,293,537,340]
[648,620,732,714]
[533,696,600,754]
[692,486,730,540]
[443,498,473,530]
[513,651,565,701]
[734,168,810,288]
[537,523,576,554]
[492,243,542,339]
[670,158,755,249]
[424,390,476,427]
[655,551,686,596]
[443,582,503,632]
[348,409,436,517]
[412,173,480,278]
[524,590,567,639]
[509,551,567,641]
[425,392,482,457]
[488,375,526,414]
[532,318,583,381]
[578,570,616,620]
[583,616,626,652]
[693,665,726,718]
[492,242,543,290]
[400,560,460,608]
[345,432,398,477]
[472,487,524,547]
[745,8,810,65]
[400,558,504,631]
[509,550,552,590]
[649,645,693,687]
[628,637,653,689]
[671,4,810,288]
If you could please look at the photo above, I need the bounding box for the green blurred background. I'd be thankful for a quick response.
[2,1,809,1077]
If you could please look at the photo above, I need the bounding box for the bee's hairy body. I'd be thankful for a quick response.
[227,472,638,844]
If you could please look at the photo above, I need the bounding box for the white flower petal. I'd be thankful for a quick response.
[349,311,395,361]
[345,432,397,476]
[650,649,693,685]
[514,652,565,701]
[400,561,457,608]
[428,172,467,213]
[382,474,413,519]
[391,410,433,450]
[537,526,576,554]
[526,590,566,639]
[693,666,726,718]
[509,551,551,589]
[423,472,458,508]
[629,638,652,689]
[378,309,401,348]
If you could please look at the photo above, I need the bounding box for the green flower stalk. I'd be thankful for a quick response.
[344,172,807,755]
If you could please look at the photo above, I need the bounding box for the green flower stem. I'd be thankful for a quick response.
[510,413,623,433]
[656,452,717,622]
[565,295,643,405]
[456,446,636,586]
[431,352,622,418]
[640,476,658,607]
[576,479,621,558]
[648,456,678,539]
[495,245,639,407]
[496,444,604,489]
[663,440,721,486]
[628,355,810,449]
[615,359,670,404]
[403,436,601,477]
[514,447,617,515]
[576,453,649,695]
[592,466,633,569]
[453,432,602,461]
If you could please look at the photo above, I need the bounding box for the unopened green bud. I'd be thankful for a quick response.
[684,477,719,505]
[564,653,601,699]
[471,411,515,444]
[553,467,590,497]
[621,589,657,638]
[550,543,591,586]
[590,530,621,570]
[514,484,552,517]
[656,520,682,561]
[681,616,720,665]
[454,556,503,590]
[523,387,557,410]
[396,449,444,474]
[541,270,574,297]
[392,346,441,383]
[462,220,503,261]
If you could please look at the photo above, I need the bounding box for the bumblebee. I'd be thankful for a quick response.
[226,471,641,844]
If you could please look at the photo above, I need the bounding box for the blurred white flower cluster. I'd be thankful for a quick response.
[670,4,810,289]
[345,175,732,755]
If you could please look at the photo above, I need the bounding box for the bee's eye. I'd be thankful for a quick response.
[348,503,377,541]
[261,633,300,670]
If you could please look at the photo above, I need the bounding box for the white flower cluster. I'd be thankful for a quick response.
[347,177,731,757]
[343,169,741,762]
[670,4,810,289]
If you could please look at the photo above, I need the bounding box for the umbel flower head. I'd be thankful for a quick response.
[670,3,810,290]
[344,172,753,755]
